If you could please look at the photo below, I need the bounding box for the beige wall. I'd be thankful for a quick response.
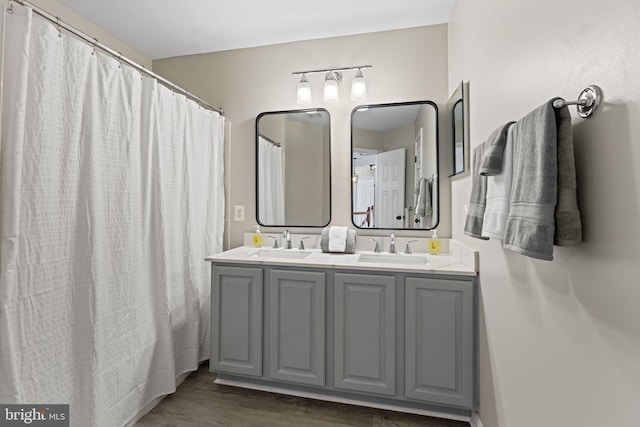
[28,0,151,68]
[353,128,384,152]
[153,25,449,249]
[449,1,640,426]
[284,119,328,225]
[258,114,286,144]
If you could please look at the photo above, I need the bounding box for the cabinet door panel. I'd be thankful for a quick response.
[211,266,262,376]
[405,277,474,408]
[270,270,326,386]
[334,273,396,396]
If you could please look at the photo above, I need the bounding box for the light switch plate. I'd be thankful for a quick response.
[233,205,245,222]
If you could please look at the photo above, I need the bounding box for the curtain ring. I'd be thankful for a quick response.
[56,17,62,38]
[91,37,98,55]
[7,1,14,14]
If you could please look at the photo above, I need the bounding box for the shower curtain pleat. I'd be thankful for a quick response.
[0,4,224,426]
[258,136,285,224]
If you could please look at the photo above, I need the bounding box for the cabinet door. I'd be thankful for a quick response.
[269,270,325,386]
[405,277,474,408]
[334,273,396,396]
[211,266,262,376]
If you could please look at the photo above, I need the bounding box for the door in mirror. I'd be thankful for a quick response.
[351,101,438,230]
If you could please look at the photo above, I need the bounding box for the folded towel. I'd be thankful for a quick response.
[321,227,357,253]
[414,177,432,218]
[482,124,515,240]
[478,122,515,176]
[503,100,557,260]
[328,226,348,252]
[464,143,490,240]
[553,100,582,246]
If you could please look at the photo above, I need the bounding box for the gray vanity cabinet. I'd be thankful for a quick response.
[405,277,475,408]
[209,260,477,417]
[334,273,396,396]
[211,266,263,376]
[269,269,326,386]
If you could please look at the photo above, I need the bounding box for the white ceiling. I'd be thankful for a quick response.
[56,0,455,60]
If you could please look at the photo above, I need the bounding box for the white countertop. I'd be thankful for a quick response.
[205,245,477,276]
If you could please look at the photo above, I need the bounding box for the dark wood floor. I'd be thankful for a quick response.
[134,363,470,427]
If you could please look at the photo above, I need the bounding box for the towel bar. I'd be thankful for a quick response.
[552,85,602,118]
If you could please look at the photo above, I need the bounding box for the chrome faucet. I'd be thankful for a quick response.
[405,239,418,254]
[298,237,309,250]
[369,238,381,253]
[283,230,292,249]
[389,232,396,254]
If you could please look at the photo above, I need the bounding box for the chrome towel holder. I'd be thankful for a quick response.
[552,85,602,118]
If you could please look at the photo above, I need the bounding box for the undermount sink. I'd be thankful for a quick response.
[253,249,312,259]
[357,253,430,266]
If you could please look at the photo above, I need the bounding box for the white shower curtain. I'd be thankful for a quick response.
[258,136,285,225]
[0,4,224,426]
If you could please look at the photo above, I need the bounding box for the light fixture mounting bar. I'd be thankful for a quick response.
[292,65,372,76]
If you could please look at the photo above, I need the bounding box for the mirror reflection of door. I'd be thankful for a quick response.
[352,150,377,227]
[376,148,405,228]
[351,101,439,230]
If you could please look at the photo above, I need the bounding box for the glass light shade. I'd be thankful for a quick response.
[350,69,367,101]
[323,74,339,103]
[296,75,312,105]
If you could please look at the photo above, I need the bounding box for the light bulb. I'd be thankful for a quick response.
[351,69,367,101]
[323,72,340,103]
[296,74,312,105]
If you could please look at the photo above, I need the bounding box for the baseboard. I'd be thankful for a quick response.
[215,377,472,423]
[470,412,485,427]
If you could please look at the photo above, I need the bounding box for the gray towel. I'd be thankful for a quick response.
[503,100,557,260]
[553,100,582,246]
[478,122,515,176]
[414,177,432,217]
[463,143,490,240]
[320,227,357,253]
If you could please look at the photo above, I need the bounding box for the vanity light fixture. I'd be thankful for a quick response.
[296,74,312,105]
[293,65,372,105]
[350,68,367,101]
[323,71,341,103]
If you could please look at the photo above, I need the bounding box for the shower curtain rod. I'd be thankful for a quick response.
[259,134,281,147]
[10,0,225,115]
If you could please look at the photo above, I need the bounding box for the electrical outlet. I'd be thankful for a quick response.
[233,205,245,222]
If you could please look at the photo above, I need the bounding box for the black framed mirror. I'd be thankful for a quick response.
[256,108,331,227]
[351,101,438,230]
